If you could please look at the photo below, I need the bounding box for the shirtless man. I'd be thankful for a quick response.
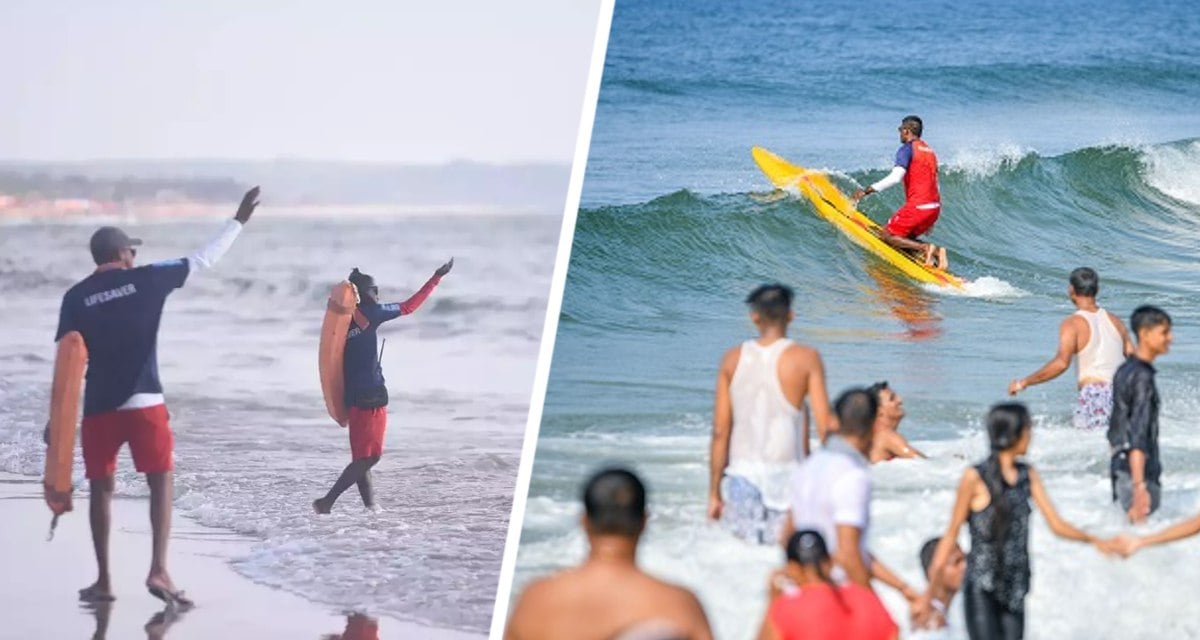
[866,381,925,463]
[1009,267,1132,430]
[709,284,833,544]
[505,468,712,640]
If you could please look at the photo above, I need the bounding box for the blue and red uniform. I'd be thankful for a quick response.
[885,139,941,239]
[56,259,190,479]
[342,274,441,460]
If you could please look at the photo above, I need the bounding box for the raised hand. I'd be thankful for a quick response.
[434,257,454,278]
[235,186,261,224]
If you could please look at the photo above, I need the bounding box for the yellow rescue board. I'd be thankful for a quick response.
[751,146,965,289]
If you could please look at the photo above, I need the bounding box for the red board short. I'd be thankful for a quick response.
[81,404,174,480]
[885,202,940,239]
[348,406,387,460]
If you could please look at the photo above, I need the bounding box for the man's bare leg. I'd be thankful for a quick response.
[145,472,191,607]
[879,228,934,262]
[314,455,380,513]
[79,477,116,602]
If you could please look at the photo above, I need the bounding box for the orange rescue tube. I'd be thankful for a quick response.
[44,331,87,515]
[318,282,358,426]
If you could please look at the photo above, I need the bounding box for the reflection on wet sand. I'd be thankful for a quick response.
[321,613,380,640]
[86,601,186,640]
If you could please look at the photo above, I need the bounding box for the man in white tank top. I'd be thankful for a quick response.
[708,284,833,544]
[1008,267,1132,429]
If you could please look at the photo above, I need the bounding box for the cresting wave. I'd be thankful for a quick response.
[570,140,1200,304]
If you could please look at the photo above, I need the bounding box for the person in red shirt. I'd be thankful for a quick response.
[852,115,948,270]
[757,529,898,640]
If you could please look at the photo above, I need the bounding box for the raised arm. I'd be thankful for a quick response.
[379,259,454,321]
[709,346,738,521]
[1010,316,1078,395]
[1029,468,1094,543]
[188,186,258,273]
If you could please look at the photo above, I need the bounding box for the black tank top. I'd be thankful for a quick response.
[966,461,1032,612]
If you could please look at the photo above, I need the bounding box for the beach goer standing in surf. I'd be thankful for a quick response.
[851,115,947,269]
[784,389,925,613]
[924,402,1104,640]
[51,186,259,606]
[708,284,833,544]
[1106,305,1172,523]
[313,259,453,514]
[1008,267,1132,430]
[865,381,925,462]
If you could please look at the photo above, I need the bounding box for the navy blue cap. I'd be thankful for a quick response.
[90,226,142,264]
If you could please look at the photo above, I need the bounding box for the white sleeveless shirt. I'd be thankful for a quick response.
[1076,308,1124,384]
[726,338,805,510]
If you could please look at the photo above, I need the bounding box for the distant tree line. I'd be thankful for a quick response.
[0,171,247,202]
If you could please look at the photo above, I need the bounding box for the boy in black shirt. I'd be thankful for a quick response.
[1107,305,1173,523]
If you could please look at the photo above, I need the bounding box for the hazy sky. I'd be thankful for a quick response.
[0,1,602,163]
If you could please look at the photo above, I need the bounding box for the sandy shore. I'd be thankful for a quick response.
[0,472,483,639]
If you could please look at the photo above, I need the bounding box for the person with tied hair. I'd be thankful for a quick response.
[924,403,1106,640]
[757,529,898,640]
[505,468,713,640]
[1106,304,1173,523]
[1008,267,1132,431]
[709,283,833,544]
[852,115,948,269]
[312,258,453,514]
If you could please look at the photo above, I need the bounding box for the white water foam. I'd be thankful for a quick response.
[925,276,1027,299]
[943,143,1035,179]
[1142,140,1200,206]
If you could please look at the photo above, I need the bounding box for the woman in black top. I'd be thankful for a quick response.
[924,403,1103,640]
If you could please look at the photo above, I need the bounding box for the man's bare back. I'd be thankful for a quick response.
[506,562,712,640]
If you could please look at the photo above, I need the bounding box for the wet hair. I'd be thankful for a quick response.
[866,380,889,398]
[978,403,1032,555]
[786,529,830,566]
[901,115,924,137]
[785,530,847,610]
[745,284,794,325]
[1131,305,1171,336]
[582,467,646,537]
[987,402,1030,452]
[834,387,878,438]
[1068,267,1099,297]
[919,537,940,578]
[348,268,378,302]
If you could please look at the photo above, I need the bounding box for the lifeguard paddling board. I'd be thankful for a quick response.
[751,146,965,289]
